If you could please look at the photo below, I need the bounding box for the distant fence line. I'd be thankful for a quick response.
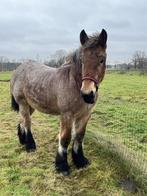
[0,62,147,73]
[0,62,20,71]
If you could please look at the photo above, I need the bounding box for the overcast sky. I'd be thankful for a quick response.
[0,0,147,64]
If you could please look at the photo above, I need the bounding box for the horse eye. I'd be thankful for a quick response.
[100,59,104,64]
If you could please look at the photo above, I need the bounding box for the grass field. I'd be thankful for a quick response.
[0,71,147,195]
[0,71,12,81]
[92,72,147,154]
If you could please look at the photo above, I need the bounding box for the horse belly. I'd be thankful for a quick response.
[26,95,60,115]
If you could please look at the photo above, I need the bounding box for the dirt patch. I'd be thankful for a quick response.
[119,177,138,193]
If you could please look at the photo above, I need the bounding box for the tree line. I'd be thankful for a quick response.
[0,50,147,73]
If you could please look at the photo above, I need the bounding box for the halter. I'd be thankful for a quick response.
[80,60,99,85]
[82,75,99,92]
[82,75,99,86]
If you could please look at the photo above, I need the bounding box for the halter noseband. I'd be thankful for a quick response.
[82,75,99,86]
[82,76,99,92]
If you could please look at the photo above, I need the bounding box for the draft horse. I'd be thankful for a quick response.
[10,29,107,175]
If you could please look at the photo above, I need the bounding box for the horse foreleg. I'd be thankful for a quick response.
[18,102,36,152]
[72,114,90,169]
[55,115,72,176]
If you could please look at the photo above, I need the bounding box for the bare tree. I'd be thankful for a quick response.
[46,49,67,68]
[51,49,66,61]
[0,56,4,71]
[132,51,147,72]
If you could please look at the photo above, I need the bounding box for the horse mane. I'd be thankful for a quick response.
[64,49,81,66]
[83,32,101,49]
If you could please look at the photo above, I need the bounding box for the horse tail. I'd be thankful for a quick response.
[11,95,19,112]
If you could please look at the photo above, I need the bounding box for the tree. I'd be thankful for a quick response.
[46,49,67,68]
[51,49,66,61]
[132,51,147,72]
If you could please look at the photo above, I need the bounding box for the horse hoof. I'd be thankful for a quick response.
[55,152,70,175]
[72,150,90,169]
[55,161,70,175]
[25,142,36,153]
[75,157,90,169]
[55,162,70,176]
[61,170,70,176]
[56,167,70,176]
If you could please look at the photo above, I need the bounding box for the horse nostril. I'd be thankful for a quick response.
[90,91,94,96]
[81,91,94,98]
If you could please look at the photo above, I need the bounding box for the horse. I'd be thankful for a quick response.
[10,29,107,175]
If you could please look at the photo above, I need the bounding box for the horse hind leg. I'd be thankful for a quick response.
[17,123,26,145]
[18,101,36,152]
[17,106,35,145]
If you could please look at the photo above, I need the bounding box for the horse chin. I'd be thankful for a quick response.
[85,100,95,104]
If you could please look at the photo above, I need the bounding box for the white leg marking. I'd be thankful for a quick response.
[73,140,79,154]
[72,120,76,140]
[20,124,25,133]
[58,137,67,156]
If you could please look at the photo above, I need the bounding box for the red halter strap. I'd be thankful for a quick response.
[82,75,98,85]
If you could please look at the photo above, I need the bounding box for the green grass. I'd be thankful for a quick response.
[0,71,147,195]
[91,72,147,151]
[0,71,12,81]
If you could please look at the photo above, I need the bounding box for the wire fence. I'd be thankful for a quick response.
[90,98,147,186]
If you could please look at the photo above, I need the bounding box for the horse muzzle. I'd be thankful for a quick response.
[81,90,95,104]
[80,75,98,104]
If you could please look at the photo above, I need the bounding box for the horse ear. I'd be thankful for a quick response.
[98,29,107,48]
[80,29,89,45]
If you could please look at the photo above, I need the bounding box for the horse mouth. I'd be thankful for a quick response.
[83,98,95,104]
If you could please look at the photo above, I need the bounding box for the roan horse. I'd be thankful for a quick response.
[10,29,107,175]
